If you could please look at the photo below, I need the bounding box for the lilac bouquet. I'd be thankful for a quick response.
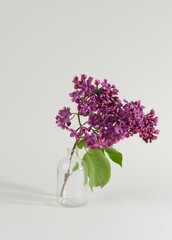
[56,74,159,191]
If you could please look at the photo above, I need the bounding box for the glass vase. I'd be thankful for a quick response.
[57,149,88,207]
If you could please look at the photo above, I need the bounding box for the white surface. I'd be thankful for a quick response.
[0,0,172,239]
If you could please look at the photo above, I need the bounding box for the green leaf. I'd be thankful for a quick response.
[72,162,79,172]
[83,149,111,191]
[84,175,88,185]
[104,147,123,167]
[77,140,86,149]
[89,180,94,192]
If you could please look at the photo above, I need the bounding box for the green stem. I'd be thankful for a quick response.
[77,112,82,128]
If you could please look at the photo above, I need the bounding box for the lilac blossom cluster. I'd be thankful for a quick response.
[55,75,159,149]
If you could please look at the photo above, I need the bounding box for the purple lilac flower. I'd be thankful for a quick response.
[84,133,97,148]
[139,110,159,143]
[55,75,159,149]
[56,107,71,130]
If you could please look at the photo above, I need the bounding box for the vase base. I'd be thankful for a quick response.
[58,198,87,208]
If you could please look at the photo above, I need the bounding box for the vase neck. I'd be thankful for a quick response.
[67,148,80,160]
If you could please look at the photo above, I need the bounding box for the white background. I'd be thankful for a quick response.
[0,0,172,239]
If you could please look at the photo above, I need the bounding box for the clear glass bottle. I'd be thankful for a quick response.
[57,149,88,207]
